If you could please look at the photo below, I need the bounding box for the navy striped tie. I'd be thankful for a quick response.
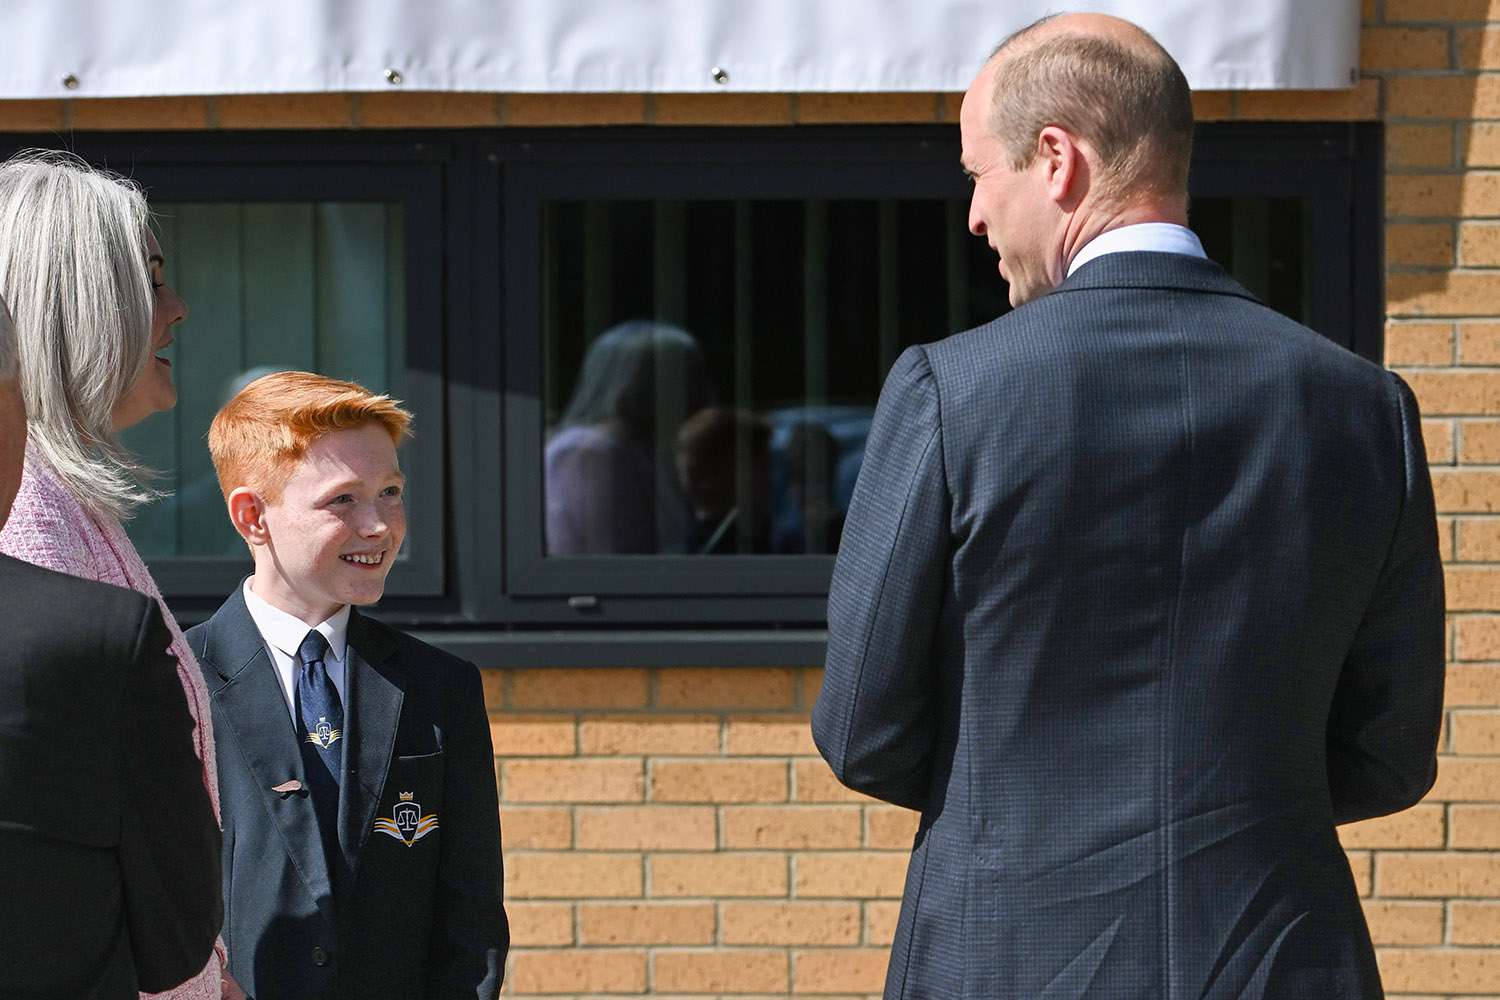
[295,630,343,877]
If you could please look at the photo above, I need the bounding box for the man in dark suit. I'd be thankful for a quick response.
[0,296,222,998]
[187,370,507,999]
[812,13,1444,1000]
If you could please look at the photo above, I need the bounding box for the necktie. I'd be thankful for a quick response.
[295,630,344,878]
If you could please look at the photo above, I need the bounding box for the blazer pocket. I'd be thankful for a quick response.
[372,752,445,850]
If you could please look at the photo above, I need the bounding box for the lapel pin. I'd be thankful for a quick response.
[271,779,304,797]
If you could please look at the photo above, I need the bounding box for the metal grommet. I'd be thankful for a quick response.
[711,66,730,85]
[385,67,404,86]
[62,73,80,91]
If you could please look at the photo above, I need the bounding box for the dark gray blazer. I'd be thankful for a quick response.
[812,252,1445,1000]
[188,587,507,1000]
[0,554,221,999]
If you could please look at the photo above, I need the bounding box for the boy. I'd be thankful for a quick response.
[187,371,507,999]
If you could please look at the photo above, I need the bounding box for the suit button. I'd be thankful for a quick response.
[312,945,330,967]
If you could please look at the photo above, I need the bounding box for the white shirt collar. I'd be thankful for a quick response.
[242,578,351,665]
[1067,222,1207,277]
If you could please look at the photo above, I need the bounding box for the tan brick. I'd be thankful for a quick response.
[1376,948,1500,994]
[1425,418,1457,463]
[1451,900,1500,943]
[506,902,575,946]
[1448,663,1500,705]
[357,91,500,127]
[481,669,505,709]
[1439,514,1458,559]
[1461,420,1500,462]
[1389,75,1500,119]
[0,100,65,131]
[511,668,649,709]
[796,93,938,124]
[1460,26,1500,68]
[650,852,789,897]
[507,852,642,898]
[653,949,788,993]
[722,807,862,849]
[1388,322,1455,366]
[721,902,861,945]
[795,852,909,898]
[575,806,717,850]
[1389,0,1500,22]
[1452,804,1500,847]
[502,759,642,802]
[490,714,575,756]
[794,949,890,994]
[653,93,793,125]
[864,901,902,945]
[1340,804,1446,848]
[1464,221,1500,267]
[506,93,647,126]
[1431,469,1500,510]
[1456,519,1500,560]
[725,715,817,755]
[71,97,209,130]
[1238,81,1379,121]
[1364,26,1452,69]
[507,949,646,994]
[1388,272,1500,320]
[1428,755,1500,799]
[1386,173,1462,218]
[799,667,826,710]
[1452,708,1500,751]
[1461,323,1500,363]
[213,93,352,128]
[1360,900,1445,945]
[1465,121,1500,168]
[865,807,921,849]
[577,902,715,945]
[794,760,881,803]
[1446,566,1500,609]
[1377,852,1500,895]
[579,715,720,755]
[1391,222,1455,267]
[656,668,797,710]
[1387,123,1456,168]
[501,806,573,848]
[1405,372,1500,415]
[650,760,789,803]
[1190,91,1233,121]
[1349,850,1374,896]
[1457,618,1500,661]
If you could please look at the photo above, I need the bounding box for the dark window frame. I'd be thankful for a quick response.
[0,122,1383,665]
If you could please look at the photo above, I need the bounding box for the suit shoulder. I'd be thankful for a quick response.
[0,553,151,619]
[365,616,481,687]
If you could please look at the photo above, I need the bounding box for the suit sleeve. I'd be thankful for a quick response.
[812,345,948,812]
[117,600,223,992]
[1328,372,1446,825]
[426,661,509,999]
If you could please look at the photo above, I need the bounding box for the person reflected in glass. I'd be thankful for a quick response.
[545,320,714,554]
[778,421,846,554]
[675,407,772,555]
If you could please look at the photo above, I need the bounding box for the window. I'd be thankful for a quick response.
[0,124,1381,662]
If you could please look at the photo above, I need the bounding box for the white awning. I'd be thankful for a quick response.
[0,1,1361,99]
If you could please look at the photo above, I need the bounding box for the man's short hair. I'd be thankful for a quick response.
[988,17,1194,204]
[208,370,412,503]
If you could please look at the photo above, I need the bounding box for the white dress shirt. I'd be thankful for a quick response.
[1067,222,1207,277]
[242,578,350,722]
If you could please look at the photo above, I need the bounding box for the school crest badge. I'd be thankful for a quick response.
[306,716,341,749]
[373,791,439,847]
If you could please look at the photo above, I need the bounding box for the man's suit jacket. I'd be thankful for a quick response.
[187,587,508,1000]
[812,252,1445,1000]
[0,554,221,999]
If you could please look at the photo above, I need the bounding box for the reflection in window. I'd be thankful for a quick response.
[121,202,407,558]
[539,196,1311,558]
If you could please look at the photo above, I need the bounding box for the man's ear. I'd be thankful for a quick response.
[1037,125,1084,207]
[227,487,270,547]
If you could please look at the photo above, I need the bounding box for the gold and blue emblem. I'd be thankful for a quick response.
[374,791,439,847]
[306,715,341,749]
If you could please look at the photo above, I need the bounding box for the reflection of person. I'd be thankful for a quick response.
[780,422,844,554]
[187,371,507,1000]
[0,151,233,999]
[675,407,771,554]
[546,320,713,554]
[813,14,1443,1000]
[0,295,222,999]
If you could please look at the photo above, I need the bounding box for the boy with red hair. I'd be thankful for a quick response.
[187,371,507,999]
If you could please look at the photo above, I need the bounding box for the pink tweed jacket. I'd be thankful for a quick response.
[0,447,224,1000]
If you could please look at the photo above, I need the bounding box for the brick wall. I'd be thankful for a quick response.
[3,1,1499,996]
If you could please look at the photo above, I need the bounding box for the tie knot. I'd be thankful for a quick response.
[297,630,330,665]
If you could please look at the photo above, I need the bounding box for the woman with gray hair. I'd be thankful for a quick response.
[0,151,232,999]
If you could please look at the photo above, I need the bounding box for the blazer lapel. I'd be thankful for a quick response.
[339,609,404,867]
[197,587,334,914]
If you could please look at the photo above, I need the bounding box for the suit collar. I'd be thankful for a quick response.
[1052,250,1261,304]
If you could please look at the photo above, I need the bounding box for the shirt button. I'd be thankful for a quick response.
[312,945,330,967]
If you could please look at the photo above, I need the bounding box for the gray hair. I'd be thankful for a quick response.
[0,149,158,520]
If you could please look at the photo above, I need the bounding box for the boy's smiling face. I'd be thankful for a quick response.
[251,423,406,625]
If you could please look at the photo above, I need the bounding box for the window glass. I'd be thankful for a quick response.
[121,201,407,558]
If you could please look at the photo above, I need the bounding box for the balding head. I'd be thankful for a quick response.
[984,12,1194,209]
[0,295,25,530]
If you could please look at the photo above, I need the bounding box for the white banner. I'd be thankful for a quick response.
[0,1,1361,99]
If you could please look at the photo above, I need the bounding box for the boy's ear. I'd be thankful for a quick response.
[227,487,270,547]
